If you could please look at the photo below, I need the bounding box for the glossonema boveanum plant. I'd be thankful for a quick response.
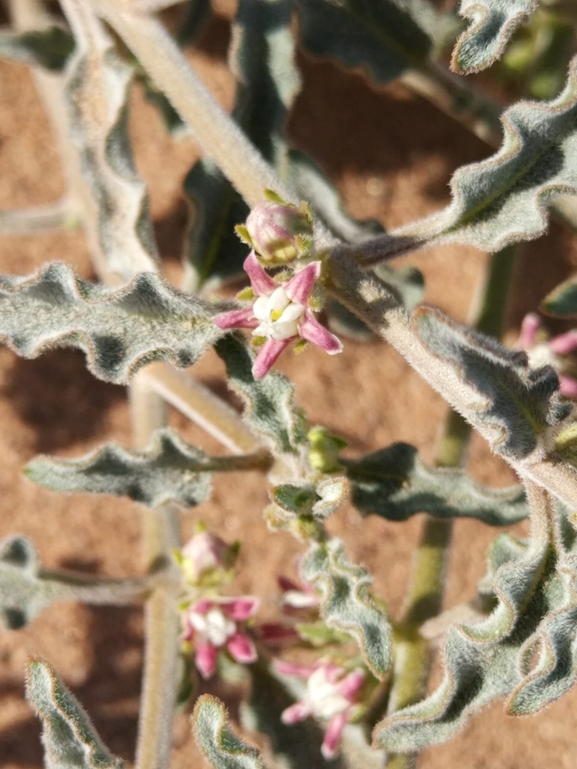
[3,0,577,768]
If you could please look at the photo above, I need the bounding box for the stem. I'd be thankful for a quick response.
[40,568,164,605]
[383,247,518,768]
[0,199,78,235]
[130,374,181,769]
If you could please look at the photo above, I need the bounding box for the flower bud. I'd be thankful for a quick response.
[181,531,228,581]
[245,200,312,264]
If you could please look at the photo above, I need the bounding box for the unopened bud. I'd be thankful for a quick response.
[307,426,347,473]
[244,199,313,264]
[181,530,227,581]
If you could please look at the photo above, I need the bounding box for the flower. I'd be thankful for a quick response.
[182,596,259,679]
[276,660,364,759]
[518,313,577,398]
[213,252,342,379]
[244,199,312,264]
[181,530,228,583]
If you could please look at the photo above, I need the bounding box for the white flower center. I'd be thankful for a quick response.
[305,668,350,719]
[527,342,563,371]
[252,286,305,341]
[189,607,236,647]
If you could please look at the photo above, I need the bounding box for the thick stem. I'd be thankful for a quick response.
[384,247,518,768]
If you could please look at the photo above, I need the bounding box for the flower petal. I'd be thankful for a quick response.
[244,251,276,295]
[191,598,213,615]
[550,330,577,356]
[252,338,291,379]
[518,313,541,350]
[221,596,260,621]
[299,311,343,355]
[257,623,299,644]
[559,375,577,399]
[285,261,321,304]
[195,642,219,679]
[321,712,348,759]
[336,669,364,699]
[226,632,257,664]
[213,307,258,330]
[281,701,312,725]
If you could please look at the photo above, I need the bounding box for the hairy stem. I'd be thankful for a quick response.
[0,199,78,235]
[384,247,518,768]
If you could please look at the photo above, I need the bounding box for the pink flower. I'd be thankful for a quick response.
[181,531,228,582]
[278,575,319,612]
[213,252,342,379]
[518,313,577,398]
[276,660,364,759]
[183,596,259,679]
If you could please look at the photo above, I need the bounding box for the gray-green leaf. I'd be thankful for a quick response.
[26,657,125,769]
[452,0,538,74]
[542,276,577,317]
[0,26,74,71]
[345,442,529,525]
[0,262,225,384]
[193,694,270,769]
[301,538,392,679]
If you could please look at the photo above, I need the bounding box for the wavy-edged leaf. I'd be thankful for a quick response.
[345,442,529,525]
[393,57,577,254]
[0,262,225,384]
[26,428,213,508]
[215,334,306,454]
[0,25,74,71]
[374,498,577,751]
[193,694,270,769]
[26,657,125,769]
[452,0,538,74]
[542,275,577,317]
[414,306,571,458]
[301,538,392,679]
[64,13,158,279]
[295,0,433,84]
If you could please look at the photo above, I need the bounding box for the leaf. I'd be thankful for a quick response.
[215,334,306,454]
[271,477,349,519]
[345,442,529,525]
[0,26,74,71]
[393,56,577,254]
[25,428,215,509]
[301,538,392,679]
[542,276,577,317]
[64,17,158,279]
[295,0,433,84]
[0,262,225,384]
[192,694,270,769]
[26,657,125,769]
[413,306,572,459]
[452,0,538,74]
[374,498,577,751]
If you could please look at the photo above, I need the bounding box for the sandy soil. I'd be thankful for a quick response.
[1,8,577,769]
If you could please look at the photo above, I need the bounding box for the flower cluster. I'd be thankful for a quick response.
[518,313,577,398]
[214,198,342,379]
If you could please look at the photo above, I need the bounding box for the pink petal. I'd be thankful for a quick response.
[278,576,300,592]
[195,642,219,679]
[321,712,348,759]
[284,262,321,305]
[244,251,276,296]
[213,307,258,330]
[221,596,260,621]
[252,338,292,379]
[299,311,343,355]
[559,375,577,399]
[257,623,299,644]
[275,660,318,679]
[336,670,364,700]
[191,598,213,615]
[280,701,312,725]
[550,330,577,355]
[226,632,257,664]
[519,313,541,350]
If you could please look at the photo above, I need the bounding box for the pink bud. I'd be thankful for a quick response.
[246,201,312,264]
[182,531,227,580]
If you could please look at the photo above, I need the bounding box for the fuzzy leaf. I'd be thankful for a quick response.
[0,26,74,71]
[0,262,224,384]
[25,428,218,509]
[64,20,158,279]
[301,539,392,679]
[193,694,270,769]
[345,442,529,525]
[542,276,577,317]
[295,0,433,84]
[26,658,125,769]
[271,477,349,519]
[215,335,306,454]
[413,306,571,458]
[452,0,538,74]
[395,57,577,253]
[374,501,577,751]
